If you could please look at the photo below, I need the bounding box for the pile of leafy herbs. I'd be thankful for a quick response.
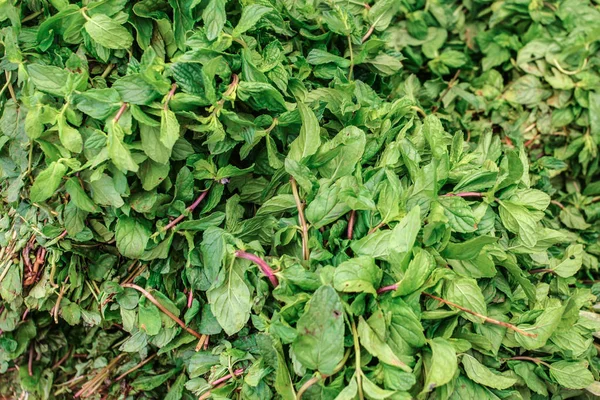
[1,0,600,399]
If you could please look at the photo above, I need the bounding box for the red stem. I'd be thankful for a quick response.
[58,230,68,240]
[377,284,398,294]
[210,368,244,386]
[442,192,484,198]
[28,345,34,376]
[164,84,177,110]
[347,211,356,240]
[113,103,129,122]
[187,289,193,309]
[550,200,565,210]
[235,251,279,287]
[163,190,209,231]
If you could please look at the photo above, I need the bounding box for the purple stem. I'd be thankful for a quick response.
[210,368,244,386]
[377,284,398,294]
[442,192,484,198]
[235,251,279,287]
[163,190,209,231]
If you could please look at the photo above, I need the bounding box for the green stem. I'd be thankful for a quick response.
[348,36,354,80]
[351,319,364,400]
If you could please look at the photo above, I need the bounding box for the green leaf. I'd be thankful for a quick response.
[443,277,487,324]
[207,257,252,335]
[441,236,497,260]
[57,114,83,153]
[113,74,160,105]
[160,109,180,151]
[498,200,542,248]
[232,4,271,36]
[115,216,150,259]
[515,300,564,349]
[550,244,583,277]
[549,361,594,389]
[438,196,477,233]
[138,301,161,335]
[64,177,98,212]
[422,337,457,393]
[462,354,518,389]
[288,102,321,161]
[84,14,133,49]
[30,162,68,203]
[237,81,287,112]
[203,0,226,41]
[292,286,344,375]
[27,64,70,97]
[164,373,186,400]
[333,256,382,295]
[358,316,411,372]
[395,248,435,296]
[108,121,139,173]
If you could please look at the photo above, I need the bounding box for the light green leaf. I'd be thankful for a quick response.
[462,354,518,389]
[549,361,594,389]
[115,216,150,259]
[395,248,435,296]
[333,256,382,295]
[288,102,321,162]
[203,0,226,41]
[292,286,344,375]
[65,177,98,212]
[438,196,477,233]
[422,337,457,393]
[232,4,271,36]
[84,14,133,49]
[207,257,252,335]
[160,109,180,151]
[443,277,487,323]
[30,161,68,203]
[358,316,411,372]
[108,122,139,173]
[138,302,161,336]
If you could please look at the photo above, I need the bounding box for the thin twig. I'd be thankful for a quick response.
[235,250,279,287]
[368,221,385,235]
[210,368,244,386]
[442,192,484,198]
[163,84,177,110]
[113,103,128,122]
[432,69,461,113]
[528,268,555,275]
[101,64,115,79]
[53,277,69,324]
[28,344,34,377]
[423,293,537,337]
[296,350,350,400]
[4,71,16,103]
[52,349,72,370]
[162,189,209,231]
[115,354,157,382]
[290,177,309,260]
[297,376,320,400]
[347,210,356,240]
[121,283,205,341]
[508,356,551,367]
[21,10,42,23]
[376,284,397,294]
[347,36,354,80]
[550,200,565,210]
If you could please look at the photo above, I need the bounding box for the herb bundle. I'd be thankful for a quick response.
[1,0,599,399]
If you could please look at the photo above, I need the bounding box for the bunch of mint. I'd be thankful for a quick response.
[1,0,599,399]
